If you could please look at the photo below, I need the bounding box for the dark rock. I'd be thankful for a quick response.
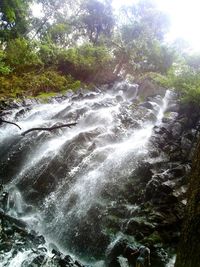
[133,162,153,183]
[171,122,183,138]
[124,218,155,237]
[33,235,46,245]
[64,255,74,264]
[116,95,123,102]
[168,164,190,178]
[137,78,165,98]
[124,84,138,99]
[74,260,84,267]
[0,241,13,252]
[145,177,175,204]
[31,254,46,265]
[65,89,74,98]
[140,101,154,110]
[181,136,192,151]
[165,103,180,113]
[147,95,163,106]
[105,238,129,267]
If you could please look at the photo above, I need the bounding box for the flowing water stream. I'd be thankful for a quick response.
[0,83,172,266]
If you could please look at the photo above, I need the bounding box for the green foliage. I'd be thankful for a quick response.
[5,38,42,71]
[152,61,200,105]
[79,0,114,44]
[185,53,200,70]
[112,0,171,77]
[0,0,30,42]
[170,68,200,104]
[57,44,114,82]
[44,23,71,46]
[145,42,175,74]
[0,70,81,99]
[0,49,11,74]
[38,41,59,67]
[0,0,199,106]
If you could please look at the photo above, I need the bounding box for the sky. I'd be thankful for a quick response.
[112,0,200,52]
[32,0,200,52]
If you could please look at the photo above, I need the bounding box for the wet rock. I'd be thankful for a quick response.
[147,95,163,106]
[133,162,153,183]
[181,136,192,151]
[145,177,174,204]
[124,85,138,100]
[74,260,84,267]
[14,107,30,119]
[31,254,46,265]
[72,93,84,101]
[116,95,123,102]
[105,238,128,267]
[65,89,74,98]
[165,103,180,113]
[22,98,39,106]
[0,213,87,267]
[124,217,155,237]
[168,164,191,178]
[162,112,178,123]
[137,78,165,98]
[140,101,154,110]
[145,111,157,122]
[171,122,183,138]
[1,85,200,266]
[143,231,162,246]
[84,92,99,100]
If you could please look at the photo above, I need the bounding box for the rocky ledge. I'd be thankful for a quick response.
[104,93,200,266]
[0,204,89,267]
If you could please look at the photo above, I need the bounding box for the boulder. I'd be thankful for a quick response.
[140,101,154,110]
[137,79,165,98]
[124,217,155,237]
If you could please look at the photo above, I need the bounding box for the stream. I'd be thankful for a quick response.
[0,82,176,266]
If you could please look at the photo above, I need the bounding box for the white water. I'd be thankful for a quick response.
[0,84,172,266]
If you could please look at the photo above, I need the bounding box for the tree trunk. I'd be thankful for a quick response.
[175,140,200,267]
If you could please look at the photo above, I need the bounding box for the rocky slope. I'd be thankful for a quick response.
[0,82,200,267]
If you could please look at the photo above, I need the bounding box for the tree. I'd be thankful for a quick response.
[0,0,30,42]
[112,0,170,77]
[41,23,71,47]
[78,0,115,45]
[32,0,80,42]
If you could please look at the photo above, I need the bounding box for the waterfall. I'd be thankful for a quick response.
[0,83,172,266]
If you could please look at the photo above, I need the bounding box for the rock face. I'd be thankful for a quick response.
[1,84,200,267]
[175,140,200,267]
[104,95,200,266]
[0,199,87,267]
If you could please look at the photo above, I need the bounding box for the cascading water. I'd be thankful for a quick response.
[0,83,172,266]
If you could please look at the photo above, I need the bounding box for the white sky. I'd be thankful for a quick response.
[112,0,200,52]
[32,0,200,52]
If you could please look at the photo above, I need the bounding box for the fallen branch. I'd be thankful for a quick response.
[21,122,77,136]
[0,118,21,130]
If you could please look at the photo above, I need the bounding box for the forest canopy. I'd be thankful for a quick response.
[0,0,200,104]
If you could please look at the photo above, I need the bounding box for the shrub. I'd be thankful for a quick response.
[57,44,114,82]
[0,70,81,99]
[0,50,11,74]
[5,38,42,71]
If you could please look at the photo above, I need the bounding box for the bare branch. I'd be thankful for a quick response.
[0,119,21,130]
[21,122,77,136]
